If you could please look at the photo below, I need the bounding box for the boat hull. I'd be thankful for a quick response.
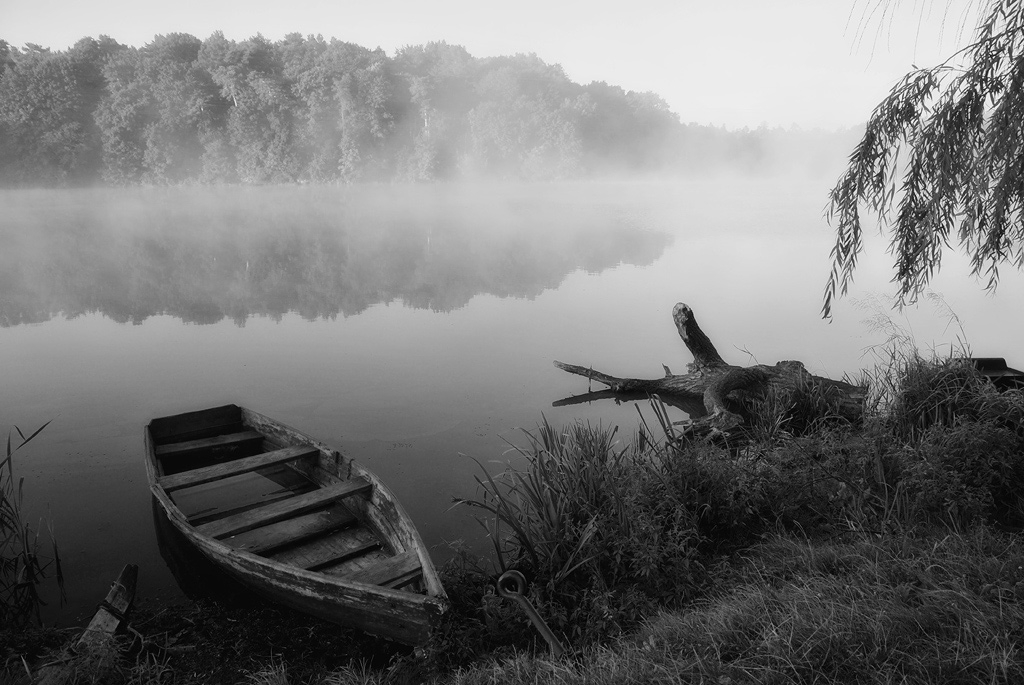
[145,405,446,646]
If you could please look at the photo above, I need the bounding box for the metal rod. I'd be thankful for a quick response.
[497,570,565,658]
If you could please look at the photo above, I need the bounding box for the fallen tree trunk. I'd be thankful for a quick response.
[554,303,866,430]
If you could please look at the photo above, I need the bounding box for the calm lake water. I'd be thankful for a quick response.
[3,179,1022,625]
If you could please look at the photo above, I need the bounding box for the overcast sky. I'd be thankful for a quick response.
[0,0,980,129]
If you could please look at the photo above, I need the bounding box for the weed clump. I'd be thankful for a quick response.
[453,422,709,647]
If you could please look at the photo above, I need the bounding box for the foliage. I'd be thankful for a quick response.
[1,420,61,630]
[0,33,853,186]
[825,0,1024,317]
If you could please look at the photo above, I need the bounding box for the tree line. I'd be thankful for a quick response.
[0,33,852,186]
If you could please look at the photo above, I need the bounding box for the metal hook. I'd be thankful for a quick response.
[496,570,565,658]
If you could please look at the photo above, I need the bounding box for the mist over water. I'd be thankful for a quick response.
[3,178,1023,625]
[0,183,670,325]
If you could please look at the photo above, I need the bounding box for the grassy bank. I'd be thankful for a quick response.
[442,527,1024,684]
[429,351,1024,683]
[5,352,1024,684]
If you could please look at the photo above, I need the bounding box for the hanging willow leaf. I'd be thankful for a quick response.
[824,0,1024,317]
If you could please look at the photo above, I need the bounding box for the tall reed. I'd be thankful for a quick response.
[1,420,62,629]
[456,420,701,641]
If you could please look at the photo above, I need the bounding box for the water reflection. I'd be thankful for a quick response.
[0,186,671,327]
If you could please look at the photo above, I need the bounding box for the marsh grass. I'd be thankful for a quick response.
[447,420,780,649]
[444,527,1024,685]
[747,374,859,444]
[1,420,62,630]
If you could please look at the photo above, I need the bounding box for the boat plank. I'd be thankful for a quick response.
[155,430,263,458]
[223,503,357,554]
[322,549,389,576]
[157,446,318,492]
[186,489,296,526]
[197,478,372,539]
[179,467,315,524]
[149,405,242,442]
[269,525,381,570]
[342,550,422,588]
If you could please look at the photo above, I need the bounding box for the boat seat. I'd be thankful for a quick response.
[155,430,263,458]
[268,524,382,570]
[195,477,372,539]
[223,503,358,555]
[157,445,320,492]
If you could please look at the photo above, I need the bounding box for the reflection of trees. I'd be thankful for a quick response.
[0,187,671,327]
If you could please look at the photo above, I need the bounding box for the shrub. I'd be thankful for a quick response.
[900,419,1024,528]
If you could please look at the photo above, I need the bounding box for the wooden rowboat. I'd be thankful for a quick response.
[144,405,447,646]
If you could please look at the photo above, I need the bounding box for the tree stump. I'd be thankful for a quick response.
[554,302,865,433]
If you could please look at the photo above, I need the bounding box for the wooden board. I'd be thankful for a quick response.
[155,430,263,458]
[79,563,138,648]
[157,446,319,492]
[343,550,422,588]
[196,478,373,539]
[149,405,243,443]
[37,564,140,685]
[223,503,357,554]
[175,466,313,524]
[269,525,381,570]
[322,548,389,577]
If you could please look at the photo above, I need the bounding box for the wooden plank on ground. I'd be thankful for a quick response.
[155,430,263,458]
[223,503,357,554]
[157,446,318,492]
[269,525,381,570]
[341,550,422,588]
[37,564,140,685]
[149,405,242,442]
[79,563,138,648]
[197,478,372,539]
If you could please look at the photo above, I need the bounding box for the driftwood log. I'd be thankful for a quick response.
[555,303,865,431]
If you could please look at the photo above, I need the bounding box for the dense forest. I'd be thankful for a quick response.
[0,34,856,186]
